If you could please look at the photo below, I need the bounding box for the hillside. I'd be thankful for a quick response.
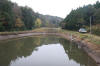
[36,13,63,27]
[0,0,62,32]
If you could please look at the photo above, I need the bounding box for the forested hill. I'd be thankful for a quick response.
[36,13,63,27]
[61,1,100,36]
[0,0,63,32]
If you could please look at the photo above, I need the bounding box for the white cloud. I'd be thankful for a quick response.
[11,0,99,18]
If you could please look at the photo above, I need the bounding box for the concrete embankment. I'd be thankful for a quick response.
[59,34,100,66]
[0,32,60,41]
[0,32,100,66]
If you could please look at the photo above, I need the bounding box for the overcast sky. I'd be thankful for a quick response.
[11,0,100,18]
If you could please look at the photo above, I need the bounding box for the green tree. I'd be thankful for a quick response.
[93,8,100,24]
[21,6,36,30]
[94,1,100,9]
[0,0,15,31]
[0,22,5,31]
[62,3,96,30]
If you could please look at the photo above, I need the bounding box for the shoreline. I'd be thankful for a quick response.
[0,32,100,66]
[59,33,100,66]
[0,32,60,41]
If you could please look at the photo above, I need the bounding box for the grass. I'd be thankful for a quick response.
[0,28,46,35]
[0,28,100,45]
[60,29,100,45]
[86,24,100,36]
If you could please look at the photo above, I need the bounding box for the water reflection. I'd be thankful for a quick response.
[0,36,97,66]
[59,38,97,66]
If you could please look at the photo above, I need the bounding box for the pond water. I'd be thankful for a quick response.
[0,36,97,66]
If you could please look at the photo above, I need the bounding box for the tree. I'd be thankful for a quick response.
[15,18,25,28]
[62,2,97,30]
[94,1,100,9]
[0,0,15,31]
[93,8,100,24]
[35,18,42,28]
[0,22,5,31]
[21,6,36,30]
[12,3,22,18]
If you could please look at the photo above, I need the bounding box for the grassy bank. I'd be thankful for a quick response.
[0,28,100,45]
[30,28,100,45]
[0,28,45,35]
[59,29,100,45]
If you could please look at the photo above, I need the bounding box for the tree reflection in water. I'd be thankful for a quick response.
[0,36,97,66]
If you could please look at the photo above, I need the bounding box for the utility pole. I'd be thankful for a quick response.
[90,16,92,34]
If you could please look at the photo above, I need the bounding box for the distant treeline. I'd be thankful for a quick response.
[0,0,63,31]
[61,1,100,36]
[36,13,63,28]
